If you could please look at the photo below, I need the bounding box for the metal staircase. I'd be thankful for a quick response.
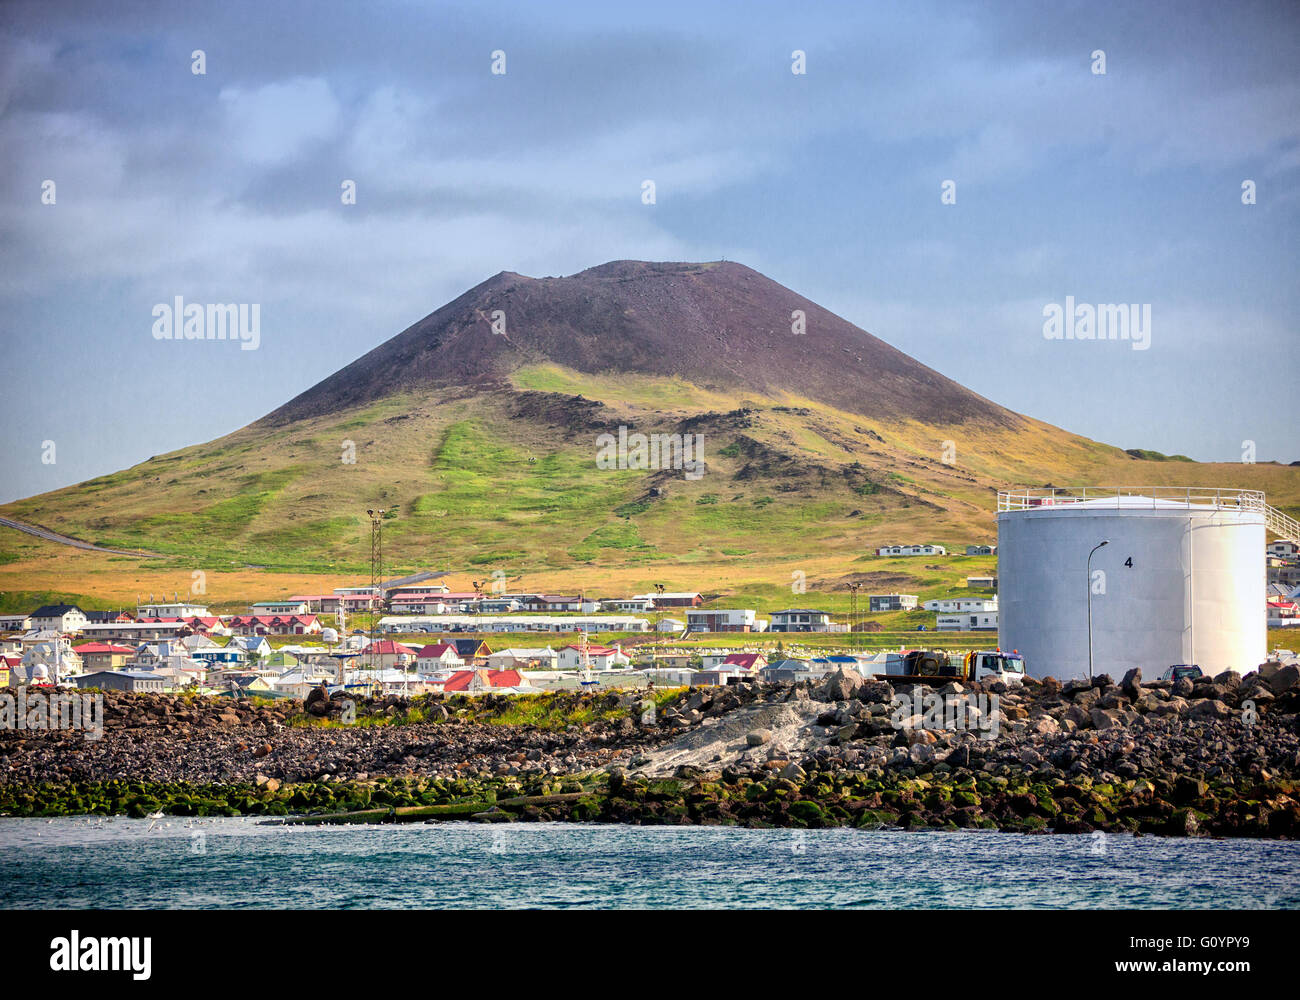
[1265,503,1300,543]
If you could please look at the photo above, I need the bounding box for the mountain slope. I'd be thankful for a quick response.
[264,260,1017,429]
[3,260,1296,589]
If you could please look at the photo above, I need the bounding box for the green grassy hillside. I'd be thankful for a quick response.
[3,365,1296,603]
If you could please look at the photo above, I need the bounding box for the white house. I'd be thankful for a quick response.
[229,635,273,659]
[602,597,656,612]
[868,594,918,612]
[251,600,310,615]
[923,597,999,613]
[686,609,757,633]
[557,644,630,671]
[0,613,32,632]
[936,611,999,632]
[377,614,651,633]
[414,642,465,671]
[136,601,211,618]
[30,604,89,633]
[486,648,559,670]
[20,638,82,677]
[877,544,947,557]
[656,618,686,633]
[768,609,834,632]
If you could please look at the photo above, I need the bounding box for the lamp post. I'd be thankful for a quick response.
[1086,539,1110,680]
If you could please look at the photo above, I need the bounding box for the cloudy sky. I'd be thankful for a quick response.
[1,0,1297,504]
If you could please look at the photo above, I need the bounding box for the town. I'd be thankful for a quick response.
[4,533,1297,699]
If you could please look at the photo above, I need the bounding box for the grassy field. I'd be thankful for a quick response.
[2,366,1297,613]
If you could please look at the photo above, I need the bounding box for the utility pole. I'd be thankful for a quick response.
[367,508,385,698]
[846,582,862,650]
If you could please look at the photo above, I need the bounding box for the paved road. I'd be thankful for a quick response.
[0,516,160,558]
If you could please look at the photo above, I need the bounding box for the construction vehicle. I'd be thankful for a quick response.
[866,648,1026,685]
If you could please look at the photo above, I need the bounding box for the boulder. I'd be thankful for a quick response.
[1189,699,1231,720]
[746,729,772,747]
[1120,667,1142,698]
[819,668,864,702]
[1266,664,1300,695]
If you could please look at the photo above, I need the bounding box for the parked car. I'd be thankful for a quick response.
[1160,664,1203,682]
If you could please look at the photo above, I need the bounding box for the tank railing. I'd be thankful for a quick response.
[1266,504,1300,543]
[997,487,1268,512]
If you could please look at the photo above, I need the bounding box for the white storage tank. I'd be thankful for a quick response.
[997,488,1266,680]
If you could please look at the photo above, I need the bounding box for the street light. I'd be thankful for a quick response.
[1087,539,1110,680]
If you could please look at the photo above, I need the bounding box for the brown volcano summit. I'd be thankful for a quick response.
[264,260,1017,428]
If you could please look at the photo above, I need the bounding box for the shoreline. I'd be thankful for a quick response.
[1,768,1297,839]
[2,663,1299,839]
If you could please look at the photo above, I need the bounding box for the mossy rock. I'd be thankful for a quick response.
[788,801,828,827]
[854,809,897,829]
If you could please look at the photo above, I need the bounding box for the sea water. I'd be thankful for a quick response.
[1,818,1296,909]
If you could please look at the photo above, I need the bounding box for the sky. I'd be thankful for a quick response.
[1,0,1297,505]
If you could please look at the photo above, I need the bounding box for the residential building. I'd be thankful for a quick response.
[378,614,652,634]
[965,544,997,555]
[486,648,559,670]
[362,639,418,670]
[922,597,999,613]
[602,597,656,612]
[721,652,767,672]
[30,604,89,633]
[656,618,686,633]
[452,639,493,665]
[389,593,457,615]
[225,614,321,636]
[0,613,32,632]
[189,646,249,668]
[768,609,833,632]
[966,576,998,590]
[517,595,587,612]
[869,594,918,612]
[134,615,228,635]
[20,639,82,677]
[136,601,211,618]
[936,611,999,632]
[74,670,166,693]
[229,635,273,659]
[414,642,465,671]
[647,653,692,670]
[1267,600,1300,627]
[876,544,947,557]
[760,659,834,683]
[557,644,630,671]
[72,642,136,671]
[1268,541,1299,559]
[251,600,310,615]
[76,621,191,642]
[633,592,703,607]
[686,609,757,633]
[437,668,531,694]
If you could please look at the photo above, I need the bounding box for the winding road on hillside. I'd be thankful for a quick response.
[0,516,160,558]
